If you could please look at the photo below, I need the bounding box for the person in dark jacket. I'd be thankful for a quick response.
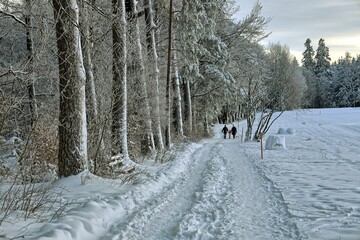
[222,125,228,139]
[231,124,237,139]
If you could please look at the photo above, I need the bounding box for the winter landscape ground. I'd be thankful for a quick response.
[1,108,360,240]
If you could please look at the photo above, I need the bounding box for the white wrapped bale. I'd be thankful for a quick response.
[265,135,286,150]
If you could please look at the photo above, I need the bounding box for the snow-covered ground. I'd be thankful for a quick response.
[1,108,360,240]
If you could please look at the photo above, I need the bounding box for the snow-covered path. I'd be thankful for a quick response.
[100,139,299,240]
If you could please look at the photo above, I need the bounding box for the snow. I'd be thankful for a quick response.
[1,108,360,239]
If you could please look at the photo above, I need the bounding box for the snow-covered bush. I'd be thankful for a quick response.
[19,116,58,183]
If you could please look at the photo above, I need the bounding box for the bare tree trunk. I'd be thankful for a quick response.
[129,0,155,153]
[184,80,192,135]
[25,0,37,127]
[173,48,184,137]
[165,0,173,149]
[144,0,164,150]
[79,0,98,121]
[53,0,88,177]
[246,116,254,141]
[192,94,197,135]
[112,0,129,161]
[79,0,108,174]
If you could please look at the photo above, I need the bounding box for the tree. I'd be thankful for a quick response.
[144,0,164,151]
[164,0,173,148]
[221,2,270,140]
[53,0,88,177]
[24,0,38,127]
[302,38,315,72]
[331,53,360,107]
[254,43,307,140]
[127,0,156,154]
[314,38,331,108]
[176,0,231,137]
[79,0,109,175]
[112,0,130,163]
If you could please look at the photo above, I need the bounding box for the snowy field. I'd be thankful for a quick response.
[1,108,360,240]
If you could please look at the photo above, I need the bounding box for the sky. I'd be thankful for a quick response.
[2,108,360,239]
[234,0,360,63]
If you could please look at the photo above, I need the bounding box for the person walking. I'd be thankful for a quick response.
[222,125,228,139]
[231,124,237,139]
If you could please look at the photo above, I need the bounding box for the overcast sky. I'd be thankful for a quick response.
[234,0,360,63]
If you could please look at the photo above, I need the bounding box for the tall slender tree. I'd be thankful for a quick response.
[79,0,108,174]
[25,0,38,127]
[112,0,130,162]
[165,0,173,148]
[144,0,164,150]
[129,0,156,153]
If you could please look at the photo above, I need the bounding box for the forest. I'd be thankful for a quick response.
[0,0,359,181]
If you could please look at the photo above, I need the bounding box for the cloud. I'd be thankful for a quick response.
[235,0,360,61]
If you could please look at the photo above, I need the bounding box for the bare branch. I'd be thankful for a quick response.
[0,10,26,27]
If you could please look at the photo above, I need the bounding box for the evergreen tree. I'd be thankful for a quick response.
[314,38,331,75]
[301,38,315,72]
[331,53,360,107]
[314,38,332,108]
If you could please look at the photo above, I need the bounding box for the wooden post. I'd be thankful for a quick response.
[241,127,244,142]
[260,132,263,159]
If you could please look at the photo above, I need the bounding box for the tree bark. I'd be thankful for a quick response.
[173,48,184,137]
[53,0,88,177]
[130,0,155,153]
[112,0,131,162]
[79,0,108,174]
[165,0,173,148]
[183,80,192,135]
[144,0,164,150]
[25,0,37,127]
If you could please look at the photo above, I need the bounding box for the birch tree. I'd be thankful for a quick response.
[53,0,88,177]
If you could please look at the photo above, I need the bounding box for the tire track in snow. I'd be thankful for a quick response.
[175,143,234,239]
[100,142,219,240]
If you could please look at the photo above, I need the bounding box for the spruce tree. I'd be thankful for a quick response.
[314,38,332,107]
[314,38,331,76]
[302,38,315,72]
